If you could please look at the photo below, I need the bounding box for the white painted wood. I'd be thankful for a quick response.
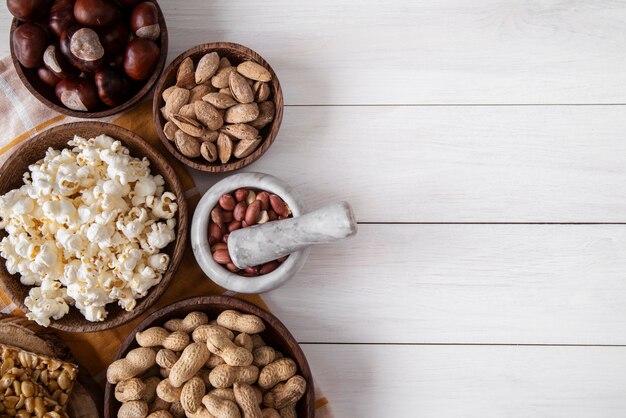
[4,1,626,104]
[193,105,626,222]
[303,344,626,418]
[264,224,626,345]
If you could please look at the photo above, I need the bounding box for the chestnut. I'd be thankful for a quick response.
[130,2,160,41]
[43,44,80,78]
[37,67,61,87]
[59,25,105,72]
[98,21,129,57]
[123,38,159,81]
[73,0,121,27]
[55,78,99,111]
[94,68,128,106]
[49,0,76,38]
[7,0,51,22]
[108,53,124,70]
[12,23,48,68]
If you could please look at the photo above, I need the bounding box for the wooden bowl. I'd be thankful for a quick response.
[0,122,188,332]
[153,42,284,172]
[104,296,315,418]
[9,0,168,118]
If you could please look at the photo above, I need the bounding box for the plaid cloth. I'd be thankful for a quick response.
[0,56,332,416]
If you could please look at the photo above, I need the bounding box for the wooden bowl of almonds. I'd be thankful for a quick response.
[153,42,284,172]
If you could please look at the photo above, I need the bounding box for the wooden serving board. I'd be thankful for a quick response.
[0,315,102,418]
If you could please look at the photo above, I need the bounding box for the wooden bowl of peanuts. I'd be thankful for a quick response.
[103,296,315,418]
[153,42,284,172]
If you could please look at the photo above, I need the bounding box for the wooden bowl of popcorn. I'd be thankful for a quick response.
[0,122,188,332]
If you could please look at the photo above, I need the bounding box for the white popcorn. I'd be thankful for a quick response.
[0,134,178,326]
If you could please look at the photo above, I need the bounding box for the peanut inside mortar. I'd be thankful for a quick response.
[208,188,292,276]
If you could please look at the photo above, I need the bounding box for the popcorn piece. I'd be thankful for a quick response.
[0,134,178,326]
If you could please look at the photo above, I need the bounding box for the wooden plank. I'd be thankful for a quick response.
[193,105,626,222]
[3,1,626,104]
[263,224,626,345]
[303,344,626,417]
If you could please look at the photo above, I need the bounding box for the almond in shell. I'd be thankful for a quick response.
[172,114,204,137]
[177,57,194,81]
[202,93,238,109]
[229,72,254,104]
[201,141,218,162]
[178,103,196,119]
[237,61,272,82]
[220,124,258,141]
[164,87,190,120]
[224,103,259,124]
[162,85,176,102]
[200,130,219,143]
[249,101,275,130]
[163,121,177,141]
[175,131,202,158]
[176,71,197,89]
[195,101,224,131]
[211,66,236,89]
[217,133,233,164]
[189,84,215,103]
[234,137,262,159]
[196,52,220,84]
[253,81,270,102]
[219,57,231,68]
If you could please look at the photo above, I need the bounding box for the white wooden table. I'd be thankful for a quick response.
[3,1,626,416]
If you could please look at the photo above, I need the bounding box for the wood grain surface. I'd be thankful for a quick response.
[1,0,624,416]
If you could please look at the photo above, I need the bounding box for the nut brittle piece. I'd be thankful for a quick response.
[0,344,78,417]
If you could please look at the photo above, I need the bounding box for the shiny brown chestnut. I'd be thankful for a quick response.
[130,2,160,41]
[37,67,61,87]
[7,0,51,22]
[55,78,99,111]
[98,22,129,57]
[48,0,76,38]
[94,68,127,106]
[73,0,120,28]
[123,38,159,81]
[43,44,80,78]
[59,25,105,72]
[12,23,48,68]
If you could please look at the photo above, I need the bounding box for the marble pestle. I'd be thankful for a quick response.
[227,201,357,269]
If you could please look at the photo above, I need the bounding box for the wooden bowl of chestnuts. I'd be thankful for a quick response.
[153,42,284,173]
[8,0,168,118]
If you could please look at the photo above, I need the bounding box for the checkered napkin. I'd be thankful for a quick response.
[0,56,332,417]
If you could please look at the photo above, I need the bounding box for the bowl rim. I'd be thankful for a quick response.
[191,173,310,294]
[103,295,316,418]
[0,121,188,332]
[9,0,169,118]
[152,42,284,173]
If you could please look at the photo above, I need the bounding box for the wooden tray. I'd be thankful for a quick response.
[0,315,103,418]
